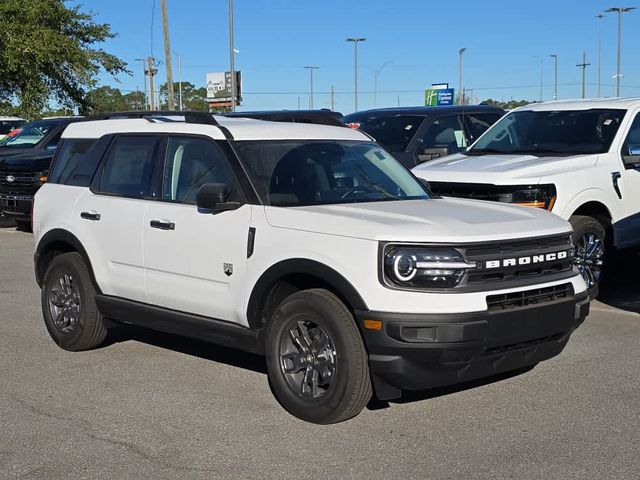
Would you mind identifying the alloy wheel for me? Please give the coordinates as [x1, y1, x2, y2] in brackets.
[574, 232, 604, 289]
[279, 320, 337, 399]
[48, 272, 82, 334]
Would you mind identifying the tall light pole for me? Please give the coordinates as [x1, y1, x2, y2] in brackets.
[458, 48, 466, 105]
[346, 37, 366, 111]
[135, 58, 148, 110]
[606, 7, 635, 97]
[304, 66, 319, 109]
[596, 13, 605, 97]
[372, 60, 393, 107]
[550, 54, 558, 100]
[228, 0, 236, 111]
[173, 50, 183, 110]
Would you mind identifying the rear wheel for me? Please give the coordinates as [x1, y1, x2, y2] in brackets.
[41, 252, 107, 351]
[570, 215, 606, 296]
[265, 289, 372, 424]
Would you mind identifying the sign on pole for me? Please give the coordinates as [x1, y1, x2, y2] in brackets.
[425, 87, 455, 106]
[206, 71, 242, 108]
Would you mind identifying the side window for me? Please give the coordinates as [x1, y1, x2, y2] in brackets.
[464, 113, 502, 143]
[162, 136, 238, 204]
[48, 138, 97, 184]
[98, 136, 158, 198]
[621, 113, 640, 166]
[45, 131, 63, 150]
[420, 115, 468, 155]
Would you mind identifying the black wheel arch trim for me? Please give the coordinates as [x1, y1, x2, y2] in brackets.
[246, 258, 368, 329]
[34, 229, 98, 289]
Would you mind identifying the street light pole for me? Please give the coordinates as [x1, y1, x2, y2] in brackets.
[304, 66, 319, 109]
[596, 13, 604, 97]
[550, 54, 558, 100]
[606, 7, 635, 97]
[346, 37, 366, 111]
[458, 48, 466, 105]
[228, 0, 236, 112]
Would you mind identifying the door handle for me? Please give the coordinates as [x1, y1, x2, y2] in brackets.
[611, 171, 622, 199]
[150, 220, 175, 231]
[80, 211, 101, 221]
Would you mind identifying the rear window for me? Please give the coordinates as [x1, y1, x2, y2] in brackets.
[49, 138, 98, 184]
[344, 115, 424, 152]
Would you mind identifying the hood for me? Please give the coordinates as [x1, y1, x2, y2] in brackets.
[264, 198, 571, 243]
[412, 152, 598, 184]
[0, 149, 54, 173]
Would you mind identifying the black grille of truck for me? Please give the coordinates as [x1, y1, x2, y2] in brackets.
[0, 171, 40, 195]
[429, 181, 514, 201]
[486, 283, 574, 311]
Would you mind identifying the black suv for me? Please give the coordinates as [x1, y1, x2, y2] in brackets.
[343, 105, 504, 168]
[0, 118, 84, 226]
[224, 109, 344, 126]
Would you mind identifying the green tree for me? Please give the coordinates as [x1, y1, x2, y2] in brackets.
[159, 82, 209, 111]
[482, 98, 532, 110]
[85, 86, 127, 114]
[0, 0, 128, 118]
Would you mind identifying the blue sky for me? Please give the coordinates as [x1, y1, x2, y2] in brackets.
[82, 0, 640, 113]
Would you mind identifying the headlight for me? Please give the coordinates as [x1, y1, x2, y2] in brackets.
[506, 184, 556, 210]
[383, 247, 477, 288]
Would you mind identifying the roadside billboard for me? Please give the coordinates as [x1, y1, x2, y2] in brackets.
[425, 87, 455, 106]
[206, 71, 242, 107]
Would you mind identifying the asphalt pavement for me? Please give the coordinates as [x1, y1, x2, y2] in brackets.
[0, 227, 638, 480]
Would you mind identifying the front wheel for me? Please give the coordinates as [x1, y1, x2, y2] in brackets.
[265, 289, 372, 424]
[570, 215, 606, 296]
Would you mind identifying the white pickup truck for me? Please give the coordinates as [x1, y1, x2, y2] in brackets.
[413, 99, 640, 293]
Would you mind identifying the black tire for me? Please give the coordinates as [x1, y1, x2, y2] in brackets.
[265, 289, 372, 424]
[570, 215, 606, 297]
[41, 252, 107, 351]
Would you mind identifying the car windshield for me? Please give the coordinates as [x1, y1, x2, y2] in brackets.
[344, 114, 424, 152]
[1, 121, 57, 148]
[468, 108, 626, 156]
[0, 120, 25, 135]
[233, 140, 430, 207]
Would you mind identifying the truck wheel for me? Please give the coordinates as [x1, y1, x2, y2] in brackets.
[41, 252, 107, 351]
[265, 289, 372, 424]
[570, 215, 606, 296]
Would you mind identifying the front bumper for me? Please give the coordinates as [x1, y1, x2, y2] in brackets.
[0, 194, 32, 219]
[357, 292, 590, 400]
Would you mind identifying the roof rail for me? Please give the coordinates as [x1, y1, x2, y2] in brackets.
[84, 110, 220, 126]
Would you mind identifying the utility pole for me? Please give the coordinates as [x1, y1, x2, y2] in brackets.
[458, 48, 466, 105]
[346, 37, 366, 111]
[173, 50, 183, 110]
[228, 0, 236, 112]
[135, 58, 148, 110]
[596, 13, 604, 97]
[146, 56, 158, 110]
[372, 60, 392, 108]
[304, 66, 318, 109]
[550, 54, 558, 100]
[576, 52, 591, 99]
[606, 7, 635, 97]
[533, 56, 543, 102]
[160, 0, 175, 109]
[331, 85, 335, 111]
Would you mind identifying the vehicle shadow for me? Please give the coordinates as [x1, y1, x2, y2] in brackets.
[107, 325, 267, 375]
[598, 251, 640, 315]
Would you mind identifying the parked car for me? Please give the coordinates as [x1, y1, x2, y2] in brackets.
[412, 98, 640, 294]
[33, 111, 588, 424]
[0, 116, 27, 141]
[343, 105, 505, 168]
[224, 109, 344, 126]
[0, 117, 85, 227]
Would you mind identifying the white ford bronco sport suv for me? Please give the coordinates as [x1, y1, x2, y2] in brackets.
[33, 111, 589, 424]
[413, 99, 640, 294]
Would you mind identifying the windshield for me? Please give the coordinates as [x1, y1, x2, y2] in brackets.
[469, 109, 626, 156]
[234, 140, 430, 207]
[0, 120, 25, 135]
[344, 115, 424, 152]
[1, 121, 58, 148]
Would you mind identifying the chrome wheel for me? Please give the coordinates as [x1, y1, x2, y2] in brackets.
[48, 272, 81, 334]
[574, 232, 604, 289]
[279, 320, 337, 399]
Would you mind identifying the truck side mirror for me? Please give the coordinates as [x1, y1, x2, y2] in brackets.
[417, 147, 449, 164]
[196, 183, 241, 213]
[623, 144, 640, 167]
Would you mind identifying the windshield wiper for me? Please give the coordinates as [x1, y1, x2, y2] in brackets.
[465, 148, 509, 156]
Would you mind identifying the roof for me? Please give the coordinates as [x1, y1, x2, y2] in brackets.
[343, 105, 504, 119]
[511, 97, 640, 112]
[224, 109, 344, 126]
[0, 116, 26, 121]
[62, 113, 370, 142]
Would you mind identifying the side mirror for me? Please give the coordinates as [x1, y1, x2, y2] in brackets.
[417, 147, 449, 164]
[623, 144, 640, 167]
[196, 183, 241, 212]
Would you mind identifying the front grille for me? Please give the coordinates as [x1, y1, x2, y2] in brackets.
[430, 182, 514, 202]
[461, 234, 575, 286]
[486, 283, 574, 311]
[0, 171, 40, 195]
